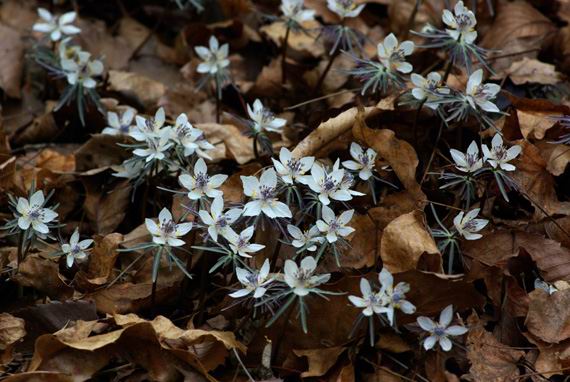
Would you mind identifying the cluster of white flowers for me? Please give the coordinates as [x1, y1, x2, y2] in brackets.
[114, 107, 215, 181]
[349, 269, 415, 326]
[450, 134, 521, 174]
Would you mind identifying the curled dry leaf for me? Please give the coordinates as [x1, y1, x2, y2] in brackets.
[0, 313, 26, 367]
[82, 179, 131, 234]
[107, 70, 166, 109]
[536, 141, 570, 177]
[481, 2, 556, 74]
[196, 123, 254, 164]
[511, 140, 570, 220]
[13, 255, 73, 300]
[380, 211, 441, 274]
[503, 57, 563, 86]
[292, 106, 381, 158]
[352, 106, 421, 195]
[526, 288, 570, 344]
[27, 314, 245, 381]
[463, 230, 570, 283]
[260, 20, 324, 60]
[0, 22, 24, 98]
[74, 233, 123, 289]
[292, 346, 345, 378]
[466, 313, 524, 382]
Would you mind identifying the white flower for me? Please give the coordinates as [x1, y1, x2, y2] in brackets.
[272, 147, 314, 185]
[131, 108, 167, 141]
[281, 0, 315, 24]
[62, 229, 93, 268]
[195, 36, 230, 75]
[337, 165, 365, 198]
[33, 8, 80, 41]
[316, 206, 354, 243]
[417, 305, 468, 352]
[410, 72, 450, 110]
[227, 226, 265, 258]
[442, 1, 477, 44]
[102, 108, 136, 136]
[178, 158, 227, 200]
[342, 142, 376, 180]
[304, 162, 351, 205]
[15, 191, 58, 234]
[198, 196, 242, 242]
[348, 278, 384, 316]
[326, 0, 365, 19]
[378, 268, 415, 325]
[241, 169, 292, 219]
[133, 131, 173, 163]
[230, 259, 273, 299]
[377, 33, 414, 74]
[283, 256, 330, 296]
[534, 279, 558, 295]
[112, 160, 144, 179]
[172, 113, 215, 158]
[449, 141, 483, 173]
[145, 208, 192, 247]
[453, 208, 488, 240]
[287, 224, 323, 252]
[482, 133, 521, 172]
[464, 69, 501, 113]
[58, 38, 83, 62]
[61, 51, 104, 89]
[247, 99, 287, 134]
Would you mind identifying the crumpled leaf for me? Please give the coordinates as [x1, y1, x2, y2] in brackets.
[292, 346, 345, 378]
[28, 314, 245, 382]
[260, 20, 324, 60]
[13, 255, 73, 299]
[463, 230, 570, 283]
[380, 211, 441, 273]
[0, 313, 25, 367]
[512, 140, 570, 220]
[526, 288, 570, 343]
[466, 314, 524, 382]
[0, 22, 24, 98]
[292, 105, 384, 158]
[482, 2, 555, 74]
[196, 123, 254, 164]
[107, 70, 166, 109]
[82, 179, 131, 235]
[502, 57, 563, 85]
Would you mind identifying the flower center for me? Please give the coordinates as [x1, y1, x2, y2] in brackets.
[322, 176, 337, 192]
[434, 327, 446, 337]
[259, 185, 276, 201]
[162, 220, 177, 235]
[29, 208, 42, 220]
[287, 159, 302, 174]
[195, 173, 209, 190]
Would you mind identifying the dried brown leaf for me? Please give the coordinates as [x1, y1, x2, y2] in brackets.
[380, 211, 441, 273]
[0, 22, 23, 98]
[292, 346, 345, 378]
[526, 288, 570, 343]
[466, 314, 524, 382]
[107, 70, 166, 109]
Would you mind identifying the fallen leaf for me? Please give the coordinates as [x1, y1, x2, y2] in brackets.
[463, 230, 570, 283]
[292, 346, 345, 377]
[13, 255, 74, 299]
[526, 288, 570, 343]
[380, 211, 441, 273]
[107, 70, 166, 109]
[503, 57, 563, 85]
[196, 123, 254, 164]
[0, 22, 23, 98]
[0, 313, 26, 367]
[82, 179, 131, 234]
[466, 314, 524, 382]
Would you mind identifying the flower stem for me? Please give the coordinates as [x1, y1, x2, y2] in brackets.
[403, 0, 421, 40]
[420, 120, 444, 185]
[313, 50, 340, 95]
[281, 23, 291, 86]
[253, 133, 260, 160]
[413, 98, 427, 146]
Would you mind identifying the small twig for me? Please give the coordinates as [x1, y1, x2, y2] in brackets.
[281, 24, 291, 86]
[285, 87, 360, 110]
[421, 120, 444, 185]
[312, 50, 340, 95]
